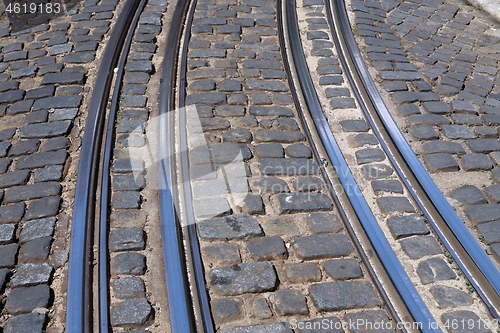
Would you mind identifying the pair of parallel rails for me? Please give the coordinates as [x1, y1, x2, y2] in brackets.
[65, 0, 500, 331]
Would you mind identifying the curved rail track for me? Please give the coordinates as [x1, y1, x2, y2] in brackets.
[325, 0, 500, 320]
[64, 0, 499, 331]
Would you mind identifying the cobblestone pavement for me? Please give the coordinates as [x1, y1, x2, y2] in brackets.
[0, 0, 499, 331]
[296, 0, 493, 329]
[348, 0, 500, 269]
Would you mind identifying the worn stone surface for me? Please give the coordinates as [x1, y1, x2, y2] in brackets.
[110, 298, 152, 327]
[197, 213, 263, 240]
[400, 236, 442, 259]
[430, 285, 473, 308]
[323, 259, 362, 280]
[417, 257, 456, 285]
[209, 262, 277, 296]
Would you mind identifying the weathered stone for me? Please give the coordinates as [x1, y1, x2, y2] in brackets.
[441, 310, 490, 333]
[340, 119, 369, 132]
[247, 235, 286, 260]
[219, 323, 292, 333]
[430, 285, 472, 308]
[274, 289, 308, 315]
[285, 143, 311, 158]
[344, 311, 393, 333]
[109, 227, 145, 252]
[203, 244, 240, 266]
[306, 212, 343, 234]
[310, 281, 380, 311]
[442, 125, 475, 139]
[18, 237, 51, 263]
[284, 263, 321, 283]
[110, 252, 146, 275]
[424, 153, 459, 172]
[32, 95, 82, 110]
[355, 148, 385, 164]
[0, 170, 30, 189]
[400, 235, 442, 259]
[17, 149, 67, 169]
[112, 191, 141, 209]
[5, 313, 46, 333]
[377, 197, 415, 213]
[24, 196, 60, 220]
[461, 153, 493, 171]
[372, 180, 403, 193]
[209, 261, 277, 296]
[417, 257, 456, 284]
[20, 120, 72, 138]
[362, 164, 393, 179]
[467, 139, 500, 153]
[212, 298, 243, 324]
[466, 204, 500, 224]
[255, 130, 304, 143]
[5, 284, 50, 314]
[293, 233, 353, 260]
[387, 214, 429, 239]
[292, 176, 323, 192]
[189, 143, 251, 165]
[197, 213, 263, 240]
[112, 277, 145, 299]
[11, 263, 53, 287]
[273, 193, 332, 214]
[110, 298, 152, 327]
[260, 158, 318, 175]
[323, 259, 362, 280]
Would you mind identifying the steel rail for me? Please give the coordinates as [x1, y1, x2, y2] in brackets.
[279, 0, 441, 331]
[158, 0, 206, 331]
[177, 0, 215, 331]
[326, 0, 500, 319]
[98, 0, 147, 331]
[66, 0, 143, 331]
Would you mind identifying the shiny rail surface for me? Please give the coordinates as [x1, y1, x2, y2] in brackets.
[66, 0, 144, 331]
[279, 0, 441, 332]
[158, 0, 213, 331]
[326, 0, 500, 319]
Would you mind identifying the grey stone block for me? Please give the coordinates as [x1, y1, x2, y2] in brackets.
[198, 213, 263, 240]
[24, 196, 60, 220]
[110, 298, 152, 326]
[260, 158, 319, 175]
[467, 139, 500, 153]
[273, 193, 332, 214]
[5, 313, 46, 333]
[112, 191, 141, 209]
[355, 148, 385, 164]
[17, 149, 67, 169]
[441, 310, 490, 333]
[0, 170, 30, 189]
[451, 185, 487, 206]
[247, 235, 286, 260]
[285, 144, 311, 158]
[323, 259, 362, 280]
[11, 263, 53, 287]
[20, 120, 72, 138]
[110, 253, 146, 275]
[424, 153, 459, 172]
[203, 244, 240, 266]
[293, 233, 353, 260]
[387, 214, 429, 239]
[209, 261, 277, 296]
[310, 281, 380, 311]
[430, 285, 472, 307]
[212, 298, 243, 324]
[18, 237, 51, 263]
[274, 289, 308, 315]
[7, 284, 50, 315]
[460, 153, 493, 171]
[219, 322, 293, 333]
[466, 204, 500, 224]
[109, 227, 145, 252]
[442, 125, 475, 139]
[112, 277, 145, 299]
[340, 119, 369, 132]
[417, 257, 456, 284]
[377, 196, 415, 213]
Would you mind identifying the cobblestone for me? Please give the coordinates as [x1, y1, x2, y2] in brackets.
[309, 281, 380, 311]
[417, 257, 456, 284]
[209, 261, 277, 296]
[197, 213, 263, 240]
[5, 284, 50, 315]
[430, 285, 472, 308]
[110, 298, 152, 327]
[400, 235, 442, 259]
[293, 233, 353, 260]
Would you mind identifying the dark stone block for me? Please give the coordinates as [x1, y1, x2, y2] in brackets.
[198, 213, 263, 240]
[274, 289, 308, 315]
[417, 257, 456, 284]
[372, 180, 403, 193]
[400, 235, 441, 259]
[424, 153, 459, 172]
[377, 196, 415, 213]
[293, 234, 353, 260]
[18, 237, 51, 263]
[273, 193, 332, 214]
[430, 285, 472, 307]
[6, 284, 51, 314]
[110, 253, 146, 275]
[387, 214, 429, 239]
[323, 259, 362, 279]
[5, 313, 46, 333]
[110, 298, 152, 327]
[112, 277, 145, 299]
[247, 235, 286, 260]
[209, 262, 277, 296]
